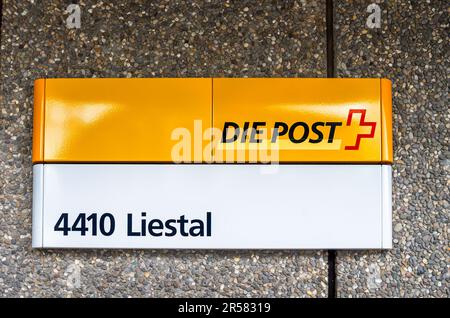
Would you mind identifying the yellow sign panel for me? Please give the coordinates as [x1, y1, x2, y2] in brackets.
[33, 78, 392, 164]
[33, 78, 212, 163]
[214, 78, 391, 163]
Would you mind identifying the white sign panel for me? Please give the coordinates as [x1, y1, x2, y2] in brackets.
[32, 164, 392, 249]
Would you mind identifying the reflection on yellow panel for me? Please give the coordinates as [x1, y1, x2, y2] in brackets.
[34, 78, 212, 163]
[213, 78, 390, 163]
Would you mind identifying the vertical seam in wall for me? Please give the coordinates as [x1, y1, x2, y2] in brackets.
[326, 0, 335, 78]
[0, 0, 3, 40]
[326, 0, 337, 298]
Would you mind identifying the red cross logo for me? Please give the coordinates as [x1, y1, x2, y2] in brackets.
[344, 109, 376, 150]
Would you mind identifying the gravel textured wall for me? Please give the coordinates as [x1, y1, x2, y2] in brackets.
[335, 0, 449, 297]
[1, 0, 328, 297]
[1, 0, 448, 298]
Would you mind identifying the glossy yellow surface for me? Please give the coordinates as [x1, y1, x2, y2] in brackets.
[213, 78, 388, 163]
[32, 79, 45, 163]
[35, 78, 212, 162]
[32, 78, 392, 163]
[381, 79, 393, 163]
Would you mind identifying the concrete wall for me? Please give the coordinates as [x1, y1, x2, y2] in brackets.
[0, 0, 447, 297]
[335, 0, 448, 297]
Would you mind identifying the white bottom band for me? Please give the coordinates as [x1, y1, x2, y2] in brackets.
[32, 164, 392, 249]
